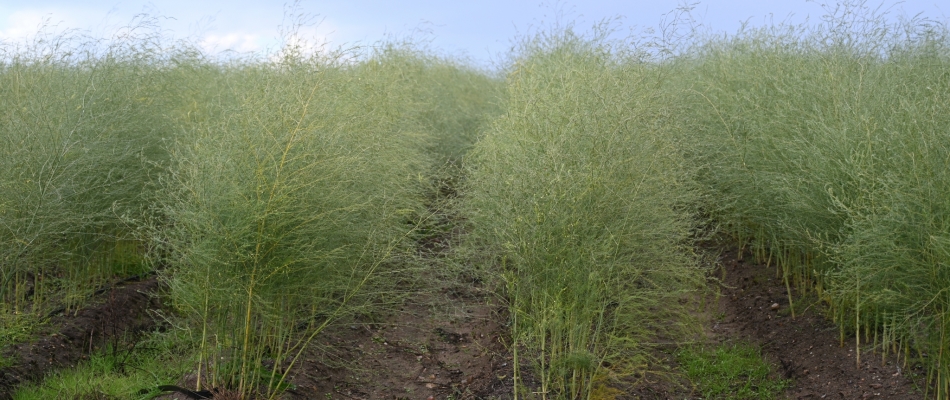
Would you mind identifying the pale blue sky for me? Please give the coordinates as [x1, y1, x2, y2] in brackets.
[1, 1, 946, 66]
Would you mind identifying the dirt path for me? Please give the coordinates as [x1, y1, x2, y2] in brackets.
[711, 246, 928, 399]
[283, 286, 512, 399]
[282, 172, 518, 400]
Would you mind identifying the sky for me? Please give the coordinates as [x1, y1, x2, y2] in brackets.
[0, 1, 946, 67]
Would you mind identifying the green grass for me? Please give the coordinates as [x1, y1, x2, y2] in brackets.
[677, 342, 789, 399]
[12, 328, 198, 400]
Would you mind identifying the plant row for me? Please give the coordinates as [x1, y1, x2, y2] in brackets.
[1, 23, 501, 398]
[667, 5, 950, 396]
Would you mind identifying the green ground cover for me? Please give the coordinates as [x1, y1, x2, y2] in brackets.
[677, 342, 789, 399]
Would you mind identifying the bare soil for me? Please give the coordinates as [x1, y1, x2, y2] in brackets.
[708, 246, 929, 399]
[282, 284, 512, 399]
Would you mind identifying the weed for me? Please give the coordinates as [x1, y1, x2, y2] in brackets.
[13, 328, 197, 400]
[676, 342, 789, 399]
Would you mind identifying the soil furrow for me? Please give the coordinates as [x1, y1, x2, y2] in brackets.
[712, 246, 928, 399]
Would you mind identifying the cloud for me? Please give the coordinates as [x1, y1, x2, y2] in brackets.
[197, 22, 339, 59]
[265, 21, 345, 61]
[0, 8, 64, 41]
[0, 5, 116, 50]
[199, 32, 264, 53]
[2, 5, 361, 61]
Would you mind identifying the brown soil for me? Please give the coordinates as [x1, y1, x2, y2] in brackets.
[282, 287, 512, 399]
[0, 275, 164, 399]
[707, 245, 928, 399]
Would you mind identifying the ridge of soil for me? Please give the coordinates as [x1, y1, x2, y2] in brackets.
[0, 276, 164, 399]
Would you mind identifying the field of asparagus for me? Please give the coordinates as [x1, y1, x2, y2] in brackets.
[1, 2, 949, 399]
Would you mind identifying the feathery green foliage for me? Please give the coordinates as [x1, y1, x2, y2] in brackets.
[163, 49, 424, 391]
[464, 26, 703, 398]
[0, 19, 181, 315]
[1, 17, 501, 398]
[668, 2, 950, 394]
[6, 3, 950, 398]
[154, 43, 502, 396]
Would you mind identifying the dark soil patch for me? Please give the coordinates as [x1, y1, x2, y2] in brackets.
[0, 275, 164, 399]
[710, 246, 928, 399]
[619, 351, 695, 399]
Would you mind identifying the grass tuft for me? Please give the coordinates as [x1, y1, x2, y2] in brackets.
[676, 342, 789, 399]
